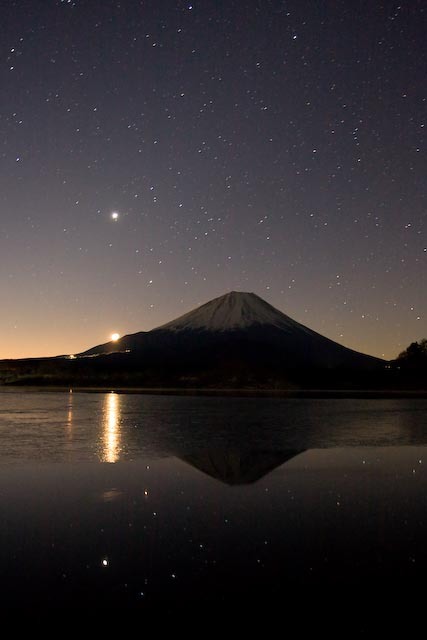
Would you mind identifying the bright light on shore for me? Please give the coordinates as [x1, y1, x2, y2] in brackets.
[111, 212, 119, 221]
[111, 333, 120, 341]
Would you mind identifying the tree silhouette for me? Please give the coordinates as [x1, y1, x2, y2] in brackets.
[397, 339, 427, 368]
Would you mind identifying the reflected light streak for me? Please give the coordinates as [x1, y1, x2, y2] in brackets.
[102, 392, 121, 463]
[66, 390, 73, 437]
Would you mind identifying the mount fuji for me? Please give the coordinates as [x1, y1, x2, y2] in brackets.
[0, 291, 385, 387]
[80, 291, 383, 377]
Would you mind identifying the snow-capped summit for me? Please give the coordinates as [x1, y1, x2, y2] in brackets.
[154, 291, 307, 333]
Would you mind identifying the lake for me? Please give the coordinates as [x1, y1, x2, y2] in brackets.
[1, 389, 427, 624]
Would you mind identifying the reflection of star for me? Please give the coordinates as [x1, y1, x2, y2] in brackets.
[111, 212, 119, 221]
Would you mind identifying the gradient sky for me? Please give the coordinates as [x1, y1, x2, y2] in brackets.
[1, 0, 426, 359]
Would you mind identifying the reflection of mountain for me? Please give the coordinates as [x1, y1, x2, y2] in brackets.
[180, 449, 304, 485]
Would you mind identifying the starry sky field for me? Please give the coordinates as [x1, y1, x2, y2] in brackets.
[1, 0, 426, 359]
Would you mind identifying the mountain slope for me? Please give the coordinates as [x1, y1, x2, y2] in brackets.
[0, 292, 388, 388]
[81, 291, 382, 372]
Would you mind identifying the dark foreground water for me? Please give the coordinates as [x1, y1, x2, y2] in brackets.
[1, 389, 427, 624]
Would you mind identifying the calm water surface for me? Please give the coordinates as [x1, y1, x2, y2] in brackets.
[1, 389, 427, 622]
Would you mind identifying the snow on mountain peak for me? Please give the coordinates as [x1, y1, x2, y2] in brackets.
[154, 291, 301, 333]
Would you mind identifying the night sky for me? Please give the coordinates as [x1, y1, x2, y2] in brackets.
[2, 0, 426, 359]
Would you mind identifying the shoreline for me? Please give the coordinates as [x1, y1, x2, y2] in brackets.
[1, 385, 427, 399]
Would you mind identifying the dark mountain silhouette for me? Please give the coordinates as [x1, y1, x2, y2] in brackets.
[80, 291, 383, 379]
[0, 291, 387, 388]
[81, 291, 382, 369]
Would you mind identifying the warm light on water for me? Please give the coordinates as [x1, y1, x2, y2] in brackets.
[102, 392, 121, 463]
[66, 391, 73, 436]
[1, 391, 427, 616]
